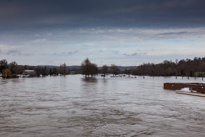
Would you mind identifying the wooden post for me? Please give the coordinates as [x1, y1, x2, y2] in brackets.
[175, 70, 177, 79]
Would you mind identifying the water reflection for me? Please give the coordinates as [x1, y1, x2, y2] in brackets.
[81, 77, 98, 83]
[81, 77, 98, 97]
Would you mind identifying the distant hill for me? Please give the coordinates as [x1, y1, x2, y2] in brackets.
[98, 66, 137, 70]
[36, 65, 137, 70]
[68, 66, 81, 69]
[36, 65, 60, 68]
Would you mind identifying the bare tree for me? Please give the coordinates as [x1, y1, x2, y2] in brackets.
[13, 65, 24, 74]
[81, 58, 98, 77]
[60, 63, 67, 75]
[0, 59, 8, 72]
[9, 61, 18, 74]
[90, 63, 98, 76]
[101, 65, 108, 77]
[110, 64, 120, 76]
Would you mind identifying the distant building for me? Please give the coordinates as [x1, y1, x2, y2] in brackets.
[23, 70, 36, 77]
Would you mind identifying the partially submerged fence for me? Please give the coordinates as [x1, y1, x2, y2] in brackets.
[164, 83, 205, 93]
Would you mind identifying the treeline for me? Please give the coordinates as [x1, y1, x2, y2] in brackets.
[0, 59, 80, 76]
[131, 57, 205, 77]
[81, 58, 122, 77]
[81, 57, 205, 78]
[1, 57, 205, 77]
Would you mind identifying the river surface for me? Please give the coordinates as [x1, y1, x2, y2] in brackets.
[1, 75, 205, 137]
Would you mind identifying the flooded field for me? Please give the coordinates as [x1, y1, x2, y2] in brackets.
[1, 75, 205, 137]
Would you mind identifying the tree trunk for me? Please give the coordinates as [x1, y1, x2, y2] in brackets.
[175, 70, 177, 79]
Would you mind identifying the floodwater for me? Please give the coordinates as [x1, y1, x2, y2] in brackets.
[1, 75, 205, 137]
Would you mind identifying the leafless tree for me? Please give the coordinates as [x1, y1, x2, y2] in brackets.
[0, 59, 8, 72]
[101, 65, 108, 77]
[9, 61, 18, 74]
[110, 64, 120, 76]
[81, 58, 98, 77]
[60, 63, 67, 75]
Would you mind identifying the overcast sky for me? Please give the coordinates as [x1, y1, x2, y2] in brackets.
[1, 0, 205, 66]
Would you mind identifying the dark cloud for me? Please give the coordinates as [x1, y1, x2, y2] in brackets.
[158, 31, 189, 35]
[0, 0, 205, 31]
[1, 1, 205, 66]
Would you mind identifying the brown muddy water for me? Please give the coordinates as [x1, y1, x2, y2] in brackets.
[1, 75, 205, 137]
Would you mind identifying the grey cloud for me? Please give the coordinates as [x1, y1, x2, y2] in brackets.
[0, 0, 205, 30]
[52, 50, 79, 56]
[113, 51, 119, 54]
[0, 0, 204, 66]
[5, 50, 34, 56]
[24, 53, 34, 56]
[123, 52, 147, 56]
[158, 31, 189, 36]
[31, 39, 47, 43]
[6, 50, 21, 55]
[66, 50, 78, 55]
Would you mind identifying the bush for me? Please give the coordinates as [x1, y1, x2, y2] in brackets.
[2, 69, 12, 78]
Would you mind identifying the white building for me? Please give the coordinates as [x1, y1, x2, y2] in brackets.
[23, 70, 36, 77]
